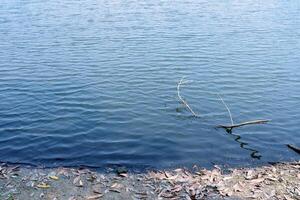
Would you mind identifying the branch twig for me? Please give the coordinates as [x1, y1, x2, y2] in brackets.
[218, 94, 233, 125]
[177, 77, 198, 117]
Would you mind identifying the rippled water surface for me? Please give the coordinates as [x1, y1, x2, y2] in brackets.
[0, 0, 299, 169]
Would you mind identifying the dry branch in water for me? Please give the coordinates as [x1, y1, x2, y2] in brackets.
[218, 94, 233, 125]
[177, 77, 198, 117]
[217, 94, 269, 131]
[287, 144, 300, 154]
[217, 120, 270, 130]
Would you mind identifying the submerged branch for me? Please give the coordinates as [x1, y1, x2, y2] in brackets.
[177, 77, 198, 117]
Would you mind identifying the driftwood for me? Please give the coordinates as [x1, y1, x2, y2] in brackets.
[176, 78, 270, 130]
[287, 144, 300, 154]
[177, 77, 198, 117]
[217, 94, 269, 131]
[217, 120, 270, 130]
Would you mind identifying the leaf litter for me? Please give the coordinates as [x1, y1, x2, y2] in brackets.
[0, 161, 299, 199]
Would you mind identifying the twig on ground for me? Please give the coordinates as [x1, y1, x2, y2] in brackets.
[177, 77, 198, 117]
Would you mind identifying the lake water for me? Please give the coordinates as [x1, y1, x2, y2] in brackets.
[0, 0, 299, 169]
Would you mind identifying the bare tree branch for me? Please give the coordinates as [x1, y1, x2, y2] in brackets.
[217, 94, 270, 131]
[217, 119, 270, 130]
[177, 77, 198, 117]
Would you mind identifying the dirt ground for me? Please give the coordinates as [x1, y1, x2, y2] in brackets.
[0, 161, 299, 200]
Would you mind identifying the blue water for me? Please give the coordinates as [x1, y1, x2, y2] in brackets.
[0, 0, 299, 169]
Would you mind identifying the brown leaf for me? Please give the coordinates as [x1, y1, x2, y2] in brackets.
[245, 170, 255, 180]
[232, 183, 243, 192]
[79, 180, 83, 187]
[164, 171, 172, 178]
[73, 176, 83, 187]
[171, 185, 182, 193]
[93, 186, 102, 194]
[166, 174, 178, 180]
[174, 168, 183, 173]
[86, 194, 103, 199]
[219, 187, 233, 197]
[111, 183, 122, 189]
[284, 195, 294, 200]
[249, 178, 265, 185]
[119, 173, 128, 178]
[37, 183, 50, 189]
[49, 175, 59, 180]
[73, 176, 80, 184]
[109, 189, 121, 193]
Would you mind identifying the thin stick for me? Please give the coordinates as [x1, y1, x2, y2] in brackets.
[217, 119, 270, 129]
[177, 77, 198, 117]
[218, 94, 233, 125]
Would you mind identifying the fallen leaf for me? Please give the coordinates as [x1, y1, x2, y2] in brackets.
[248, 178, 265, 185]
[73, 176, 83, 187]
[37, 183, 50, 189]
[49, 175, 59, 180]
[111, 183, 122, 189]
[79, 180, 83, 187]
[119, 173, 128, 178]
[86, 194, 103, 199]
[284, 195, 294, 200]
[73, 176, 80, 185]
[232, 183, 243, 192]
[93, 186, 102, 194]
[166, 174, 178, 180]
[109, 189, 121, 193]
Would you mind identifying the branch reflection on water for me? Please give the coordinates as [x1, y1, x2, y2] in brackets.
[227, 130, 262, 159]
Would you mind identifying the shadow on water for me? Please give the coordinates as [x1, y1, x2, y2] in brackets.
[227, 129, 262, 160]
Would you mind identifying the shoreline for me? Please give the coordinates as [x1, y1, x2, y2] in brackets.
[0, 161, 299, 200]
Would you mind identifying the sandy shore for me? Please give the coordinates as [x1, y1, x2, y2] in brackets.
[0, 161, 299, 200]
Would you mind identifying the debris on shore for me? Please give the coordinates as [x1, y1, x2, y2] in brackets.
[0, 161, 299, 199]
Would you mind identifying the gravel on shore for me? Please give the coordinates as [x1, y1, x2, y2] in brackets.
[0, 161, 299, 200]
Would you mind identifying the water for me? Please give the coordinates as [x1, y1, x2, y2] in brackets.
[0, 0, 299, 169]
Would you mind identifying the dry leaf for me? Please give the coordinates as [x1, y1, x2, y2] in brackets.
[86, 194, 103, 199]
[37, 183, 50, 189]
[49, 175, 59, 180]
[109, 189, 121, 193]
[79, 180, 83, 187]
[73, 176, 80, 184]
[164, 171, 172, 178]
[284, 195, 294, 200]
[119, 173, 128, 178]
[73, 176, 83, 187]
[111, 183, 122, 189]
[166, 174, 178, 180]
[232, 183, 243, 192]
[249, 178, 264, 185]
